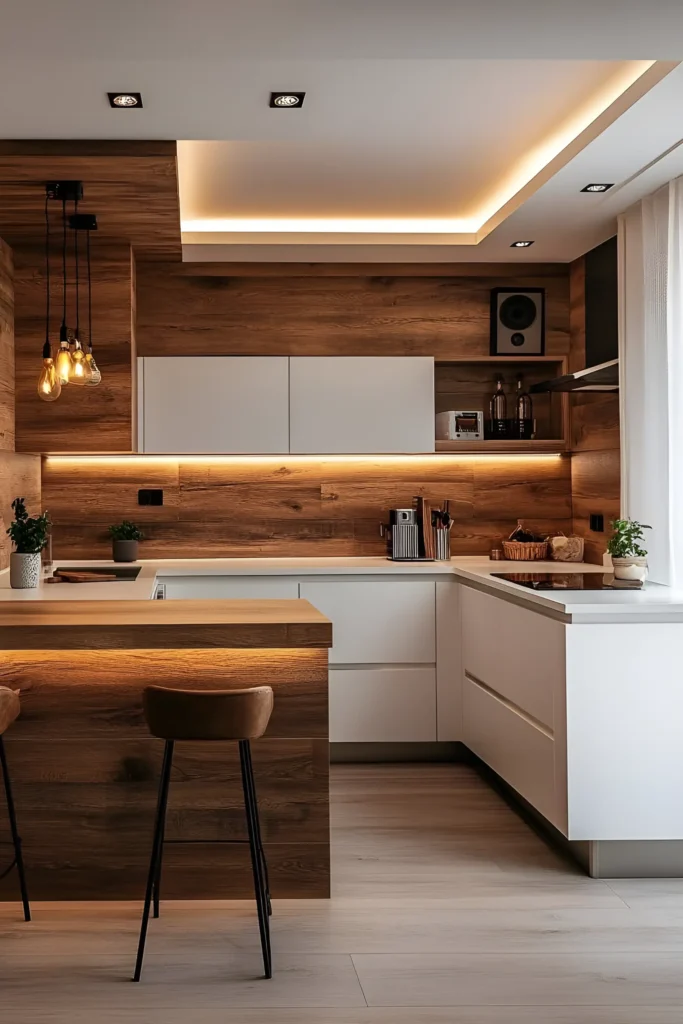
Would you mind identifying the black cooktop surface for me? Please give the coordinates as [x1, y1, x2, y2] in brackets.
[491, 572, 642, 591]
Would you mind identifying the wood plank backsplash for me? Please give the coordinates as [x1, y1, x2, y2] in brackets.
[43, 455, 572, 559]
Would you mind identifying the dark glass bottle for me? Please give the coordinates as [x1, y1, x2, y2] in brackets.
[489, 376, 507, 438]
[515, 376, 533, 439]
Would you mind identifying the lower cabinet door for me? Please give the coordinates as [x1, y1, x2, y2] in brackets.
[329, 667, 437, 743]
[161, 577, 299, 600]
[462, 672, 558, 828]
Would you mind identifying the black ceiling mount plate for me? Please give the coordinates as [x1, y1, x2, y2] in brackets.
[46, 181, 84, 202]
[68, 213, 98, 231]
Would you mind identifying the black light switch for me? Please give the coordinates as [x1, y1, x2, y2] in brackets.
[138, 488, 163, 506]
[589, 513, 604, 533]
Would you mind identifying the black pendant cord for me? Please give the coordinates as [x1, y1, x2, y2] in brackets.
[43, 195, 50, 359]
[87, 227, 93, 353]
[74, 198, 80, 342]
[61, 198, 67, 334]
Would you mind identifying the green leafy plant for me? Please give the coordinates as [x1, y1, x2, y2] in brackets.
[607, 518, 651, 559]
[108, 520, 144, 542]
[6, 497, 51, 554]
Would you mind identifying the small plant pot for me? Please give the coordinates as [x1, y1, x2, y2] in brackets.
[612, 556, 648, 582]
[112, 539, 139, 563]
[10, 552, 41, 589]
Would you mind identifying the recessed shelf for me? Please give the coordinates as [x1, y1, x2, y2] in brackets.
[434, 355, 569, 454]
[435, 439, 567, 454]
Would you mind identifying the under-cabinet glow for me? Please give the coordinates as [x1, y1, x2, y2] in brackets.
[45, 453, 564, 466]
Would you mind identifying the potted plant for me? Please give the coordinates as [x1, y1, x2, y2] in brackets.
[6, 497, 51, 589]
[108, 521, 144, 563]
[607, 518, 651, 581]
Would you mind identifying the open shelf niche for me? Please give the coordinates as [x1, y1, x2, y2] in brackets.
[434, 356, 569, 454]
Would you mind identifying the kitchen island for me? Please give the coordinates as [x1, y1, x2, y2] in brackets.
[0, 599, 332, 901]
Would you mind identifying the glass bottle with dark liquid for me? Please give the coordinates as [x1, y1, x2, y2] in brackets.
[489, 376, 507, 439]
[515, 376, 533, 440]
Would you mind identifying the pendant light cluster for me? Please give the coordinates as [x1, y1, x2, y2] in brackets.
[37, 181, 101, 403]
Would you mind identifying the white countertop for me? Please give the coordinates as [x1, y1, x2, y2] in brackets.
[0, 556, 679, 624]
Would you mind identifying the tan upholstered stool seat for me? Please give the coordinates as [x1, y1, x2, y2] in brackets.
[0, 687, 20, 736]
[143, 685, 274, 742]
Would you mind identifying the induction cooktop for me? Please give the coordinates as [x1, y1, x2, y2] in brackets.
[490, 572, 643, 591]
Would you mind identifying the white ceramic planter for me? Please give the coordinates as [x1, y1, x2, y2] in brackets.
[10, 551, 41, 589]
[612, 556, 648, 582]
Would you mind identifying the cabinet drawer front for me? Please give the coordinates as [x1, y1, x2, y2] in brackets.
[299, 581, 435, 664]
[462, 673, 557, 826]
[330, 667, 437, 742]
[161, 577, 299, 601]
[461, 587, 563, 729]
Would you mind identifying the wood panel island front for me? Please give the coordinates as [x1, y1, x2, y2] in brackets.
[0, 599, 332, 901]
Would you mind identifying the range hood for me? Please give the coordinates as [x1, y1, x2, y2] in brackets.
[530, 358, 619, 394]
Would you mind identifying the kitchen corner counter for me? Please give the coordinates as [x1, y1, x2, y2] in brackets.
[0, 556, 679, 624]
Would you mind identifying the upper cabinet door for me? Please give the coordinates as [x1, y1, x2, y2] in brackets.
[289, 357, 435, 454]
[139, 357, 290, 454]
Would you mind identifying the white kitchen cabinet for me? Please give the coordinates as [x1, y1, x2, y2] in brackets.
[138, 356, 290, 454]
[461, 586, 563, 730]
[161, 576, 299, 600]
[289, 356, 435, 454]
[330, 667, 437, 742]
[462, 671, 557, 826]
[299, 580, 436, 664]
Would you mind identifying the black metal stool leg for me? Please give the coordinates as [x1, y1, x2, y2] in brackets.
[133, 740, 174, 982]
[152, 804, 167, 920]
[243, 741, 272, 916]
[0, 736, 30, 922]
[239, 740, 272, 979]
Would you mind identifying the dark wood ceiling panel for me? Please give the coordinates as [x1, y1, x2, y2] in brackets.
[0, 141, 180, 260]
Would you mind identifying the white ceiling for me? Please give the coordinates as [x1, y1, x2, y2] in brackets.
[2, 1, 683, 262]
[2, 1, 683, 60]
[177, 61, 636, 221]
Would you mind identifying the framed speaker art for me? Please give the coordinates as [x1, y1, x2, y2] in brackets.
[490, 288, 545, 356]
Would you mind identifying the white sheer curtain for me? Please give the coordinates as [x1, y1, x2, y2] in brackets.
[618, 178, 683, 586]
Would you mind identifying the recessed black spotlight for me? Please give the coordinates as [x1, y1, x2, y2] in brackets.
[269, 92, 305, 108]
[108, 92, 143, 109]
[510, 240, 534, 248]
[580, 183, 613, 193]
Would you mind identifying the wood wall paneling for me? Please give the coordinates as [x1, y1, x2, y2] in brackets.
[136, 263, 570, 358]
[14, 244, 136, 454]
[0, 238, 15, 451]
[568, 255, 621, 564]
[0, 236, 41, 568]
[36, 257, 572, 553]
[0, 141, 181, 260]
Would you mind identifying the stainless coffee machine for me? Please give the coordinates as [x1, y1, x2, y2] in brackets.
[383, 508, 420, 560]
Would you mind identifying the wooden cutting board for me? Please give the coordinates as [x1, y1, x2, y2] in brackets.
[51, 571, 118, 583]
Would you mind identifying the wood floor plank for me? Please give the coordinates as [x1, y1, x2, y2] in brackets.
[8, 1009, 683, 1024]
[1, 763, 681, 1019]
[351, 951, 683, 1007]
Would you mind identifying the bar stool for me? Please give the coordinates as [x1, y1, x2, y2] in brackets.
[0, 687, 30, 921]
[133, 685, 274, 982]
